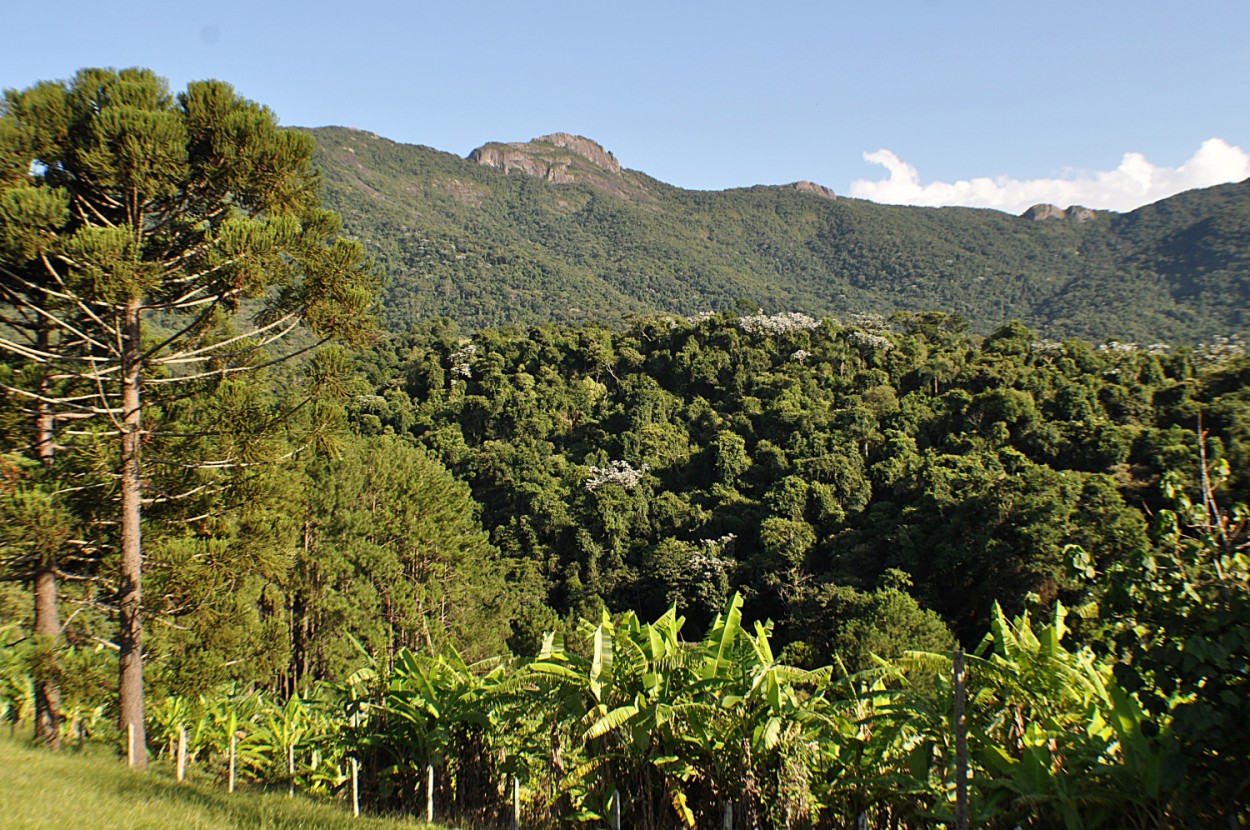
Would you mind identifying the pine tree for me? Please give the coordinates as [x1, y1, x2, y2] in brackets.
[0, 68, 376, 767]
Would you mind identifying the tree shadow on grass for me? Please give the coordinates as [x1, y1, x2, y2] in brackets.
[112, 769, 423, 829]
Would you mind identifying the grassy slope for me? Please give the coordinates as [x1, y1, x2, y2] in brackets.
[0, 733, 435, 830]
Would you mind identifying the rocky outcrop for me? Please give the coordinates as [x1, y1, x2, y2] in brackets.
[469, 142, 564, 182]
[468, 134, 621, 184]
[536, 133, 621, 174]
[1022, 203, 1067, 221]
[788, 180, 836, 200]
[469, 136, 839, 205]
[468, 133, 653, 202]
[1021, 203, 1100, 222]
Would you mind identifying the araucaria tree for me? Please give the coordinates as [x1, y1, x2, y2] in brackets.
[0, 68, 375, 767]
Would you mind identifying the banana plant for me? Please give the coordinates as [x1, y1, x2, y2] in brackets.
[240, 692, 312, 787]
[492, 630, 587, 823]
[377, 642, 506, 819]
[523, 594, 836, 829]
[148, 694, 195, 761]
[0, 627, 34, 735]
[59, 698, 108, 745]
[525, 605, 697, 826]
[816, 664, 944, 826]
[701, 596, 836, 828]
[1, 671, 34, 736]
[303, 673, 375, 795]
[195, 689, 270, 783]
[870, 601, 1179, 829]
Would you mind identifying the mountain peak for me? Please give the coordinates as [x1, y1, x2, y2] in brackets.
[534, 133, 621, 174]
[467, 133, 654, 201]
[468, 133, 621, 180]
[1021, 203, 1100, 222]
[787, 180, 837, 200]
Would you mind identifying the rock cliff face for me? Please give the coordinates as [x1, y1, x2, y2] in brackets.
[538, 133, 621, 174]
[1021, 203, 1099, 222]
[468, 133, 648, 200]
[468, 134, 844, 206]
[468, 134, 620, 182]
[788, 180, 837, 200]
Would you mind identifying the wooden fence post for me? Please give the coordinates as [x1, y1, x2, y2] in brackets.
[426, 763, 434, 824]
[288, 741, 295, 798]
[351, 757, 360, 817]
[512, 774, 521, 830]
[954, 648, 969, 830]
[176, 727, 187, 782]
[228, 731, 237, 794]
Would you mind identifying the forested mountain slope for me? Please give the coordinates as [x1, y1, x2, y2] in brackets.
[310, 126, 1250, 342]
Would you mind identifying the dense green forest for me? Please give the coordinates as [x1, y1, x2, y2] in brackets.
[343, 312, 1223, 647]
[1, 69, 1249, 829]
[311, 126, 1250, 343]
[6, 309, 1250, 826]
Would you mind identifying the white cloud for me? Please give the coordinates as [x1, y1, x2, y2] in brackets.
[848, 138, 1250, 214]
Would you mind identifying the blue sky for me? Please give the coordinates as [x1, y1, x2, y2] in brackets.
[4, 1, 1248, 212]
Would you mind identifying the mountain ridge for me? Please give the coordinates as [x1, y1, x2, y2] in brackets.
[465, 132, 842, 204]
[308, 126, 1250, 343]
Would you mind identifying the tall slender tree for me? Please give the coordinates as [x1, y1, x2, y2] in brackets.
[0, 68, 376, 767]
[0, 89, 76, 748]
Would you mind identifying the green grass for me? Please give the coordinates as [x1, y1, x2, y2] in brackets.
[0, 731, 437, 830]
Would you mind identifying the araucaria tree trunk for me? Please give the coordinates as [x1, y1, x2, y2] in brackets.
[32, 567, 61, 747]
[118, 299, 145, 767]
[33, 326, 61, 750]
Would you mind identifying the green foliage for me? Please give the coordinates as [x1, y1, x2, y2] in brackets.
[350, 313, 1241, 649]
[1096, 454, 1250, 825]
[3, 85, 1249, 824]
[358, 594, 835, 829]
[292, 434, 519, 679]
[1, 584, 1239, 828]
[9, 285, 1248, 825]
